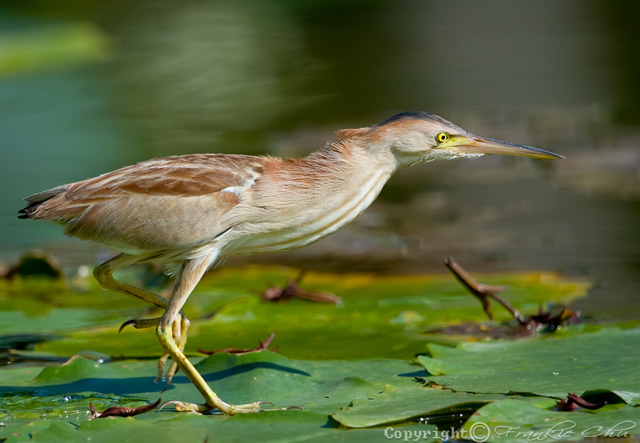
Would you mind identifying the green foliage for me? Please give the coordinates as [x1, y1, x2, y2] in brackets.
[5, 265, 636, 442]
[417, 327, 640, 405]
[332, 384, 505, 428]
[0, 266, 589, 360]
[0, 24, 110, 78]
[1, 351, 423, 441]
[464, 400, 640, 442]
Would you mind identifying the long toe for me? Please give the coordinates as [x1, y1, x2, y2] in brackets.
[159, 400, 277, 414]
[233, 401, 274, 412]
[159, 400, 212, 413]
[154, 351, 171, 384]
[156, 313, 189, 387]
[163, 361, 180, 391]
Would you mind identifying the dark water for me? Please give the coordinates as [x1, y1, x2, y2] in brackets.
[1, 0, 639, 320]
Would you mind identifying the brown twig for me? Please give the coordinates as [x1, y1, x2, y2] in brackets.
[198, 333, 277, 355]
[444, 257, 526, 324]
[444, 257, 581, 333]
[555, 393, 606, 411]
[261, 270, 342, 304]
[89, 398, 162, 419]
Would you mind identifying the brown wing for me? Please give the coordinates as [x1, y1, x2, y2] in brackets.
[22, 154, 275, 253]
[68, 154, 269, 198]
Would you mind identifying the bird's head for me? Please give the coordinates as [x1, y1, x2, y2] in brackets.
[358, 111, 563, 168]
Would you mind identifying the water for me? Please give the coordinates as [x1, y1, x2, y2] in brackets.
[1, 0, 639, 321]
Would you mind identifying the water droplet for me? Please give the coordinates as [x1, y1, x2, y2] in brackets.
[77, 350, 111, 364]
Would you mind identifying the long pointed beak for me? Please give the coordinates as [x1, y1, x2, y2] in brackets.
[443, 135, 564, 159]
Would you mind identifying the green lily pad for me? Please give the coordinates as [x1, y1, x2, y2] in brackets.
[0, 265, 593, 441]
[0, 277, 150, 336]
[12, 266, 589, 360]
[332, 384, 506, 428]
[462, 399, 640, 442]
[417, 327, 640, 405]
[8, 409, 426, 443]
[0, 350, 421, 439]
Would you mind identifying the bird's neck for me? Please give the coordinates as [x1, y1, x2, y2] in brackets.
[262, 131, 399, 216]
[303, 128, 400, 175]
[323, 127, 428, 170]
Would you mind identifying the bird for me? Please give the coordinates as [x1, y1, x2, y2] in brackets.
[19, 111, 562, 414]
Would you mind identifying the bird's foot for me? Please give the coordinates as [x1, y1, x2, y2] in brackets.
[155, 319, 305, 415]
[119, 313, 189, 388]
[154, 314, 189, 388]
[159, 400, 301, 414]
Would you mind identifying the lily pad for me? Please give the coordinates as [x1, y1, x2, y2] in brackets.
[14, 266, 589, 360]
[8, 409, 420, 443]
[332, 384, 506, 428]
[462, 399, 640, 442]
[0, 350, 420, 439]
[0, 265, 593, 441]
[417, 327, 640, 405]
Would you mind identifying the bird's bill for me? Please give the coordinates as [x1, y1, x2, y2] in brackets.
[441, 135, 564, 159]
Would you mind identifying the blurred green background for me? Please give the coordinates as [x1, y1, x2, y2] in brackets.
[1, 0, 639, 320]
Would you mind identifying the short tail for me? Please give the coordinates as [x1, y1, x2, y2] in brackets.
[18, 185, 69, 219]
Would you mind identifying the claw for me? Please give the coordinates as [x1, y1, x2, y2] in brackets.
[119, 319, 137, 333]
[118, 317, 161, 333]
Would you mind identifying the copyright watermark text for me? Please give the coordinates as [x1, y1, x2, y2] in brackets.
[384, 420, 636, 442]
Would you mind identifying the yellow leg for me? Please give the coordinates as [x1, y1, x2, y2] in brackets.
[95, 253, 188, 386]
[162, 314, 190, 386]
[94, 254, 169, 308]
[156, 253, 267, 414]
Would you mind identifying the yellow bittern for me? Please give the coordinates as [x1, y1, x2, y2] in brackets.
[19, 111, 562, 413]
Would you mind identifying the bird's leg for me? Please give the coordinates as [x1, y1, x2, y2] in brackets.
[94, 253, 189, 384]
[94, 254, 169, 309]
[157, 253, 267, 414]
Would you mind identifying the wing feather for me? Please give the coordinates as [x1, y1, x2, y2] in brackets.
[68, 154, 269, 198]
[21, 154, 275, 253]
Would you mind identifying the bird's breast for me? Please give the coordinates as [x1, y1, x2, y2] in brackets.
[229, 168, 392, 255]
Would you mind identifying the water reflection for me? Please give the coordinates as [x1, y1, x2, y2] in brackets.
[109, 0, 320, 155]
[1, 0, 639, 321]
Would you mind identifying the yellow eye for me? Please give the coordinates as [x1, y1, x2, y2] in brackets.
[436, 132, 450, 143]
